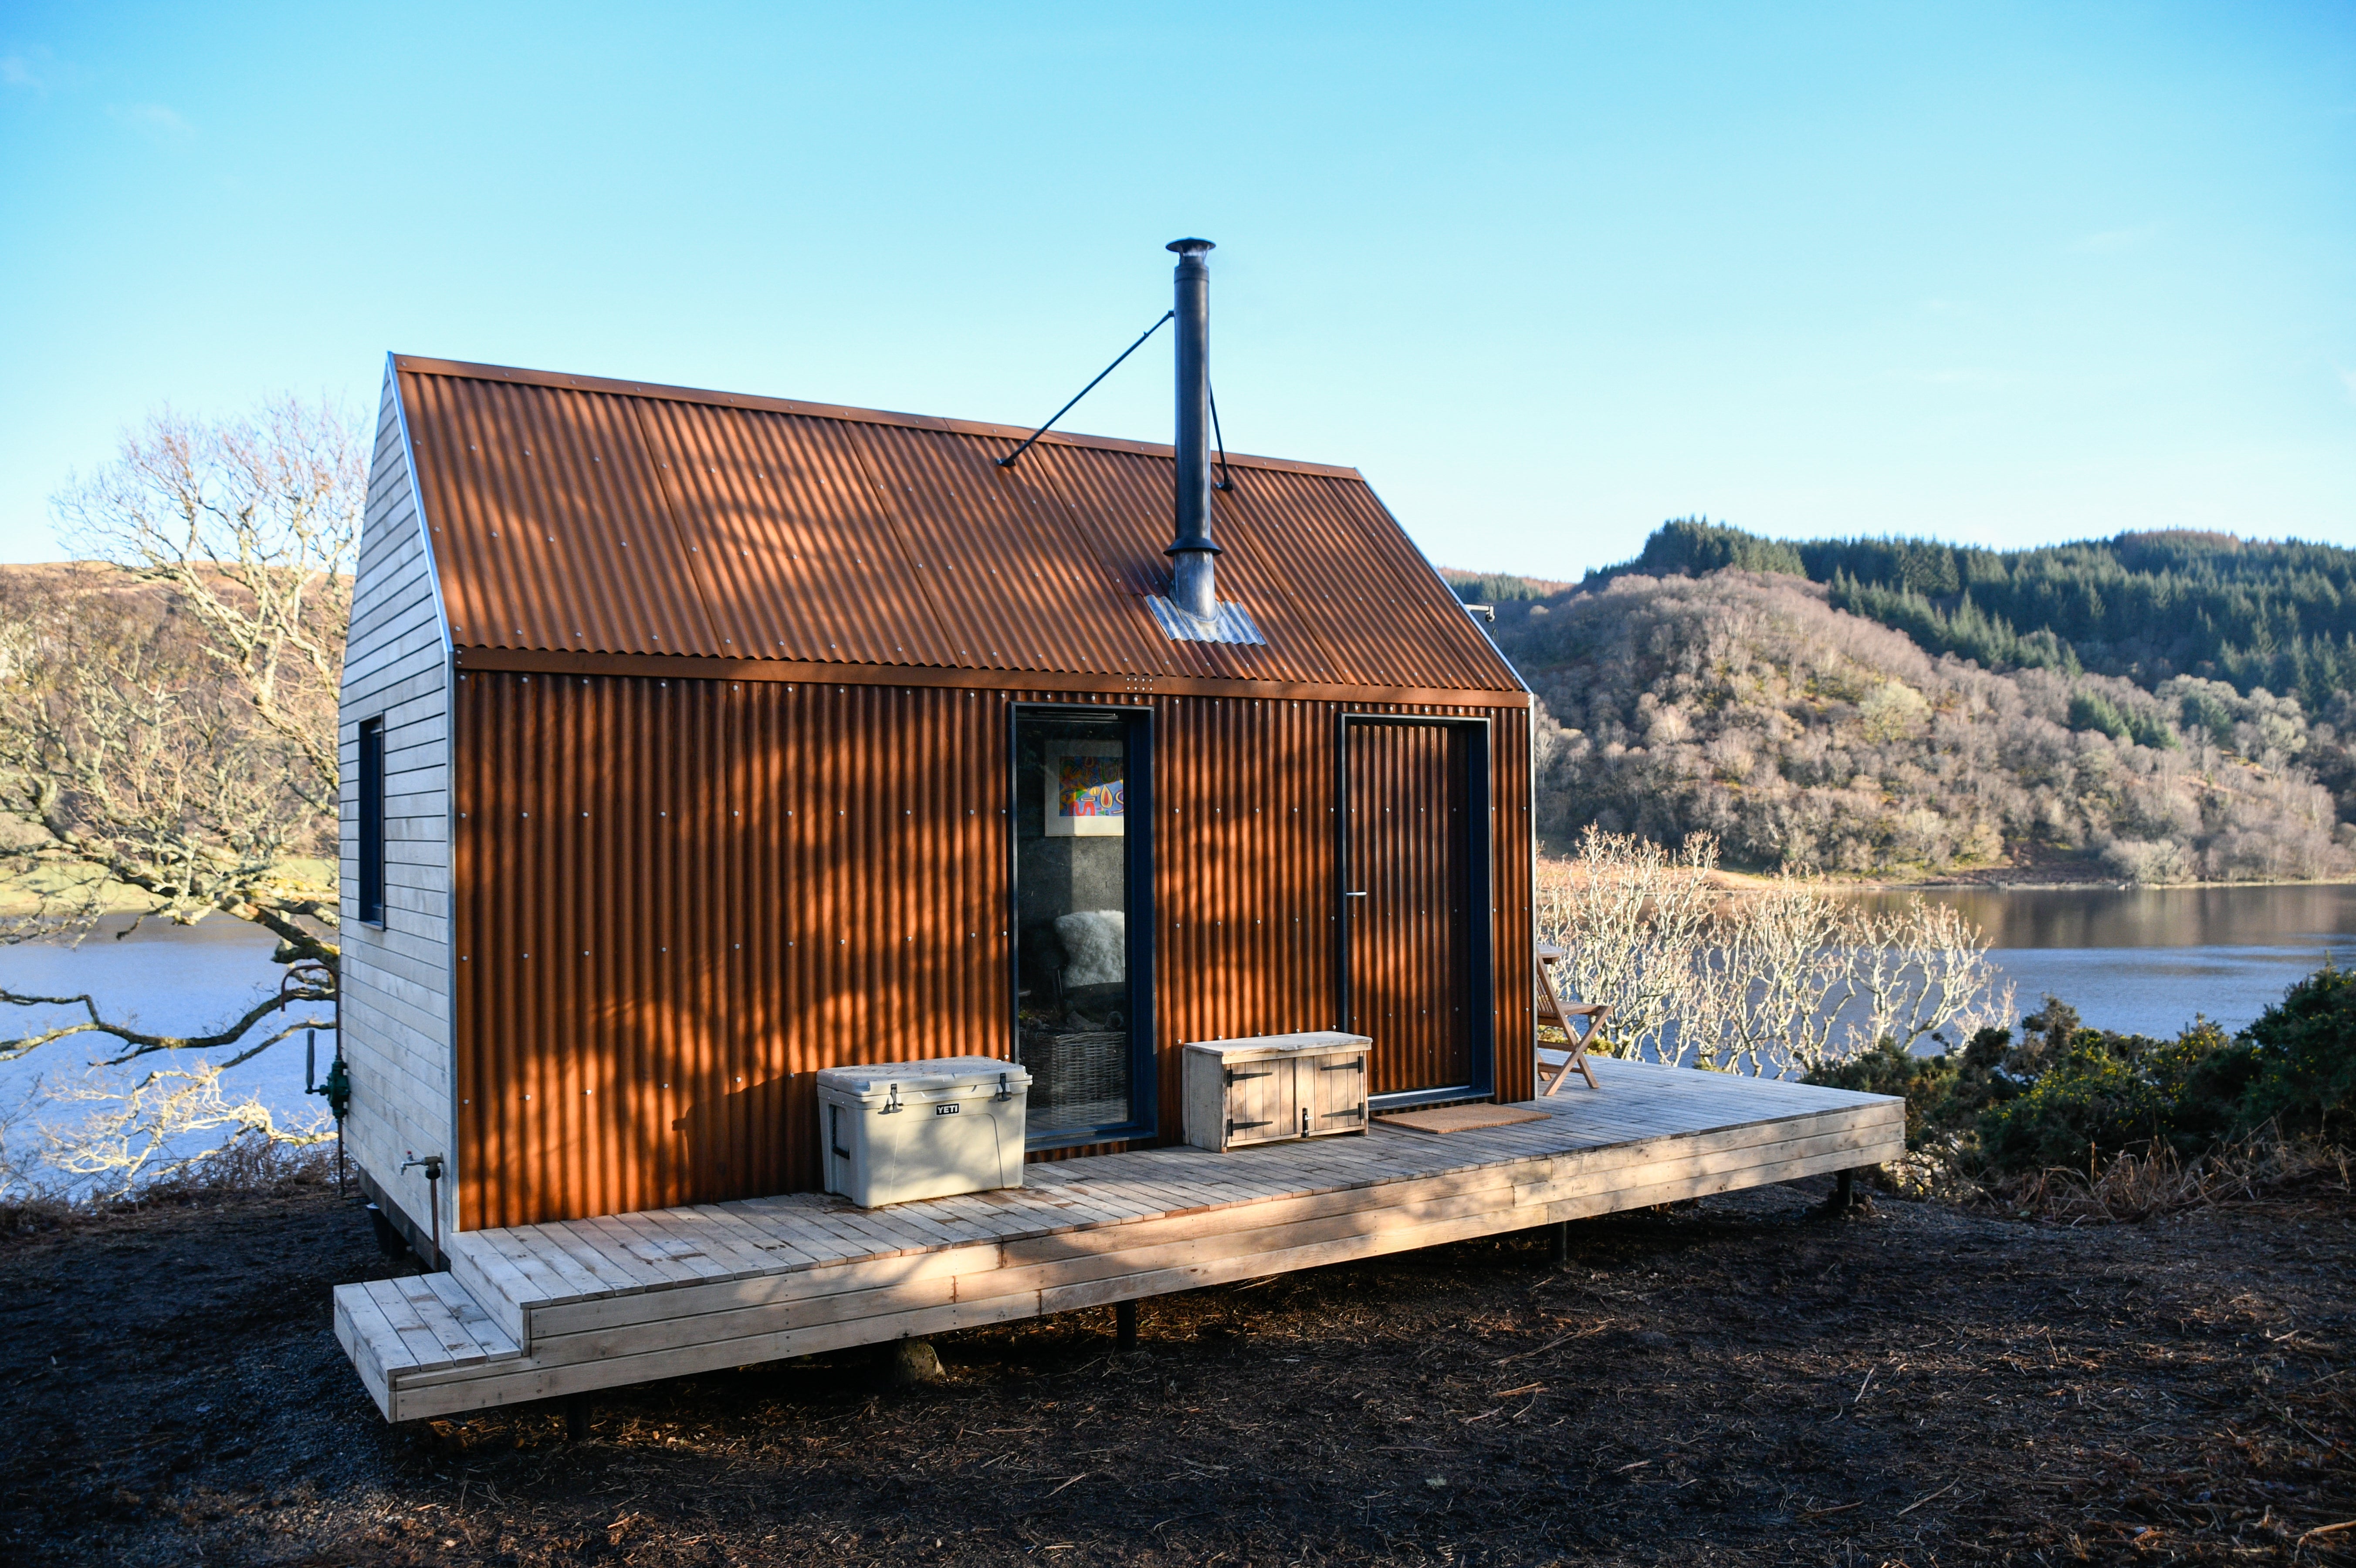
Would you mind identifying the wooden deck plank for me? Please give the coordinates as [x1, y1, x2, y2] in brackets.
[532, 1238, 1008, 1340]
[640, 1208, 779, 1281]
[389, 1274, 493, 1365]
[689, 1203, 829, 1270]
[582, 1214, 713, 1288]
[563, 1217, 684, 1290]
[509, 1224, 622, 1290]
[525, 1221, 647, 1296]
[333, 1284, 404, 1416]
[868, 1203, 974, 1250]
[386, 1118, 1899, 1419]
[422, 1271, 522, 1359]
[445, 1230, 572, 1342]
[516, 1114, 1889, 1361]
[365, 1278, 455, 1370]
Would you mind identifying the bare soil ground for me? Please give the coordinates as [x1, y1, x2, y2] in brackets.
[0, 1172, 2347, 1567]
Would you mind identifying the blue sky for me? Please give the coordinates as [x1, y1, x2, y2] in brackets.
[2, 2, 2350, 580]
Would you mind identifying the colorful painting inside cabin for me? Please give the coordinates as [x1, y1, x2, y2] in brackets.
[1046, 744, 1125, 836]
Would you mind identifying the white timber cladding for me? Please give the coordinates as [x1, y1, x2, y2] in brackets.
[338, 362, 457, 1247]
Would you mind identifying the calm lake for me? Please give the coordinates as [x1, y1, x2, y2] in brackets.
[1841, 883, 2356, 1040]
[3, 885, 2353, 1164]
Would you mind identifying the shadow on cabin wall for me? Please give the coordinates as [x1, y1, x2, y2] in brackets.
[671, 1072, 818, 1200]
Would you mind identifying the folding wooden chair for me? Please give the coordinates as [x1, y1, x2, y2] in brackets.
[1533, 943, 1608, 1093]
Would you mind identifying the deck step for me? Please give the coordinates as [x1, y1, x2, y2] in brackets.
[332, 1271, 523, 1419]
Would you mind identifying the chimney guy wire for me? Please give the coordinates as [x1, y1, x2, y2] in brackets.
[1209, 379, 1233, 493]
[999, 311, 1175, 469]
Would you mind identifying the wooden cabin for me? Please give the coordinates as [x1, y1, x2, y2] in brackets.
[331, 248, 1901, 1421]
[338, 354, 1536, 1254]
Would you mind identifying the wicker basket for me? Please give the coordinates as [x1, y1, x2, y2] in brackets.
[1019, 1028, 1129, 1123]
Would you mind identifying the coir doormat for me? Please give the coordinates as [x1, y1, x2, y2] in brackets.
[1374, 1104, 1553, 1135]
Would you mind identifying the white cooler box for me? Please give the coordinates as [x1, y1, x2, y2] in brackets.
[816, 1056, 1032, 1207]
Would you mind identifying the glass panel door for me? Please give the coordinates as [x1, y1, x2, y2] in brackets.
[1012, 710, 1150, 1139]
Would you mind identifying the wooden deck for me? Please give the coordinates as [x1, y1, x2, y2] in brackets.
[334, 1058, 1902, 1422]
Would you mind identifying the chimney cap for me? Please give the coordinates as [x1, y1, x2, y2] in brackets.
[1165, 237, 1216, 256]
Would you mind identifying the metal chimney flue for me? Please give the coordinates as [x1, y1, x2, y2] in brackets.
[1165, 237, 1221, 619]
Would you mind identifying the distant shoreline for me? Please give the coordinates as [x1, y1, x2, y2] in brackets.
[1536, 859, 2356, 895]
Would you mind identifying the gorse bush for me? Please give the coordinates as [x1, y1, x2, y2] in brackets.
[1975, 1013, 2254, 1175]
[1811, 969, 2356, 1181]
[2237, 963, 2356, 1137]
[1805, 1025, 2018, 1153]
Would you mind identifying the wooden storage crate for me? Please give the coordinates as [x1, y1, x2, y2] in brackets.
[1182, 1031, 1373, 1152]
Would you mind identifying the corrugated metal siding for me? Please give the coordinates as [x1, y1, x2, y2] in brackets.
[452, 671, 1015, 1228]
[1344, 722, 1474, 1095]
[452, 675, 1533, 1228]
[398, 361, 1523, 695]
[1149, 696, 1342, 1129]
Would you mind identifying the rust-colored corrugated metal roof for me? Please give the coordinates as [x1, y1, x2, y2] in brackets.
[394, 355, 1524, 696]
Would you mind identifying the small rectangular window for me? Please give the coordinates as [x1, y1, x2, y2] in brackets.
[358, 716, 385, 925]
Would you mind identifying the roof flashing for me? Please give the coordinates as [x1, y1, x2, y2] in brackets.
[1146, 597, 1266, 646]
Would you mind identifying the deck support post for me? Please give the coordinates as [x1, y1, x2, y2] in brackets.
[1548, 1220, 1570, 1266]
[565, 1393, 591, 1443]
[1115, 1299, 1139, 1352]
[1824, 1167, 1868, 1216]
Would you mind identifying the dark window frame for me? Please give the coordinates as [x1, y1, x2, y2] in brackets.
[1334, 712, 1496, 1112]
[357, 716, 386, 927]
[1005, 701, 1157, 1151]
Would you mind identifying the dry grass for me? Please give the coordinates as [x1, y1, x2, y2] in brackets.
[1994, 1136, 2353, 1224]
[0, 1130, 338, 1245]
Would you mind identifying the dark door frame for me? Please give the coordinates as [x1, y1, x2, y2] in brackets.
[1334, 712, 1496, 1112]
[1005, 701, 1158, 1150]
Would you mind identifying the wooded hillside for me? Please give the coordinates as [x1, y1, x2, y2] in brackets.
[1591, 520, 2356, 712]
[1455, 561, 2356, 882]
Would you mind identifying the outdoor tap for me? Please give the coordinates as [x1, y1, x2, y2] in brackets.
[402, 1151, 446, 1265]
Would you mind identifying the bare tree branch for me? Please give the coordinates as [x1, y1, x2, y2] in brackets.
[0, 395, 360, 1109]
[0, 985, 333, 1065]
[1537, 830, 2014, 1077]
[41, 1062, 335, 1200]
[51, 397, 359, 815]
[0, 570, 342, 965]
